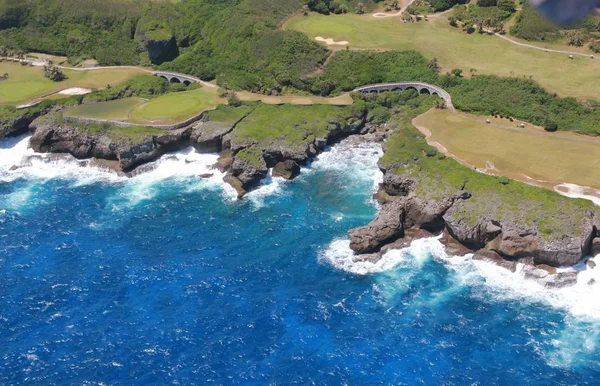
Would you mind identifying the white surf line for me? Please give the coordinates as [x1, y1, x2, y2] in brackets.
[494, 33, 594, 58]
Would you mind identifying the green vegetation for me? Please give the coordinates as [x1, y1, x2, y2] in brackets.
[510, 1, 600, 45]
[449, 3, 514, 33]
[445, 75, 600, 135]
[379, 94, 595, 236]
[229, 103, 362, 148]
[0, 62, 144, 105]
[310, 50, 438, 95]
[84, 75, 197, 103]
[235, 146, 265, 168]
[510, 3, 560, 41]
[65, 98, 144, 121]
[286, 13, 600, 100]
[305, 0, 383, 14]
[205, 104, 257, 126]
[0, 0, 328, 94]
[129, 88, 223, 125]
[66, 87, 223, 125]
[77, 121, 165, 144]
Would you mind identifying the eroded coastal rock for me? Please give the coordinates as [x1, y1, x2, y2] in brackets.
[29, 112, 191, 172]
[0, 105, 52, 140]
[347, 112, 600, 288]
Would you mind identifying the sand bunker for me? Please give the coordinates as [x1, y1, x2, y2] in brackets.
[58, 87, 92, 96]
[554, 183, 600, 206]
[315, 36, 349, 46]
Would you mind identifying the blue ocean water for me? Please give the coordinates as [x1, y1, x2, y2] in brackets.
[1, 135, 600, 384]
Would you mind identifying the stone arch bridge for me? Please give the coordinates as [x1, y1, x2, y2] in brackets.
[354, 82, 454, 111]
[153, 71, 201, 86]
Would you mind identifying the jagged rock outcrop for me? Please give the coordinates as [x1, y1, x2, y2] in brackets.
[272, 160, 300, 180]
[349, 166, 600, 279]
[190, 121, 235, 153]
[29, 113, 190, 172]
[221, 116, 366, 196]
[473, 250, 517, 272]
[226, 146, 268, 192]
[0, 106, 51, 140]
[349, 200, 404, 254]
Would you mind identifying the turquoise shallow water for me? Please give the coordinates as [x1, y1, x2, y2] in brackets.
[1, 135, 600, 384]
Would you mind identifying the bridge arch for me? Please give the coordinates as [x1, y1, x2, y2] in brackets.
[353, 82, 455, 112]
[153, 71, 201, 86]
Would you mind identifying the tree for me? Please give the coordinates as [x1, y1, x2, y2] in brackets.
[567, 30, 586, 47]
[356, 2, 365, 14]
[339, 3, 349, 13]
[590, 40, 600, 53]
[544, 119, 558, 132]
[477, 0, 497, 6]
[43, 64, 66, 81]
[498, 0, 516, 13]
[451, 68, 463, 77]
[463, 21, 475, 34]
[302, 5, 310, 15]
[227, 92, 242, 107]
[448, 15, 458, 27]
[428, 57, 440, 72]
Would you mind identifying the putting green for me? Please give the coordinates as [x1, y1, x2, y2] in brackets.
[0, 62, 145, 105]
[286, 14, 600, 101]
[129, 88, 224, 125]
[64, 98, 144, 121]
[413, 108, 600, 191]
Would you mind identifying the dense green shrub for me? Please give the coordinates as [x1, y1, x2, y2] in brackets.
[0, 0, 328, 93]
[83, 75, 176, 102]
[476, 0, 497, 7]
[510, 3, 560, 41]
[312, 50, 439, 94]
[447, 75, 600, 135]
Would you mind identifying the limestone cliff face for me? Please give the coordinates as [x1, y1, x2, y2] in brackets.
[29, 113, 191, 172]
[0, 107, 51, 140]
[220, 118, 367, 196]
[348, 165, 600, 273]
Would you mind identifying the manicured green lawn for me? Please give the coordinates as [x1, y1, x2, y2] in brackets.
[286, 14, 600, 101]
[129, 88, 223, 124]
[0, 62, 145, 105]
[413, 108, 600, 191]
[65, 97, 144, 121]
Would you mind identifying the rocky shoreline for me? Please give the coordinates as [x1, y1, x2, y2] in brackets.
[5, 99, 599, 289]
[346, 118, 600, 288]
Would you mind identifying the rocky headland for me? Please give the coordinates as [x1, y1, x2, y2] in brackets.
[347, 104, 600, 288]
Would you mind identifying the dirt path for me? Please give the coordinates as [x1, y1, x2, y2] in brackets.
[493, 33, 594, 58]
[372, 0, 415, 18]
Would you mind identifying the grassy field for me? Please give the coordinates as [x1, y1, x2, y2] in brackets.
[286, 14, 600, 101]
[129, 88, 224, 125]
[413, 108, 600, 191]
[0, 62, 145, 105]
[237, 91, 353, 105]
[65, 98, 143, 121]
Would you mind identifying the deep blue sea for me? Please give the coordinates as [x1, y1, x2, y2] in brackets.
[1, 134, 600, 385]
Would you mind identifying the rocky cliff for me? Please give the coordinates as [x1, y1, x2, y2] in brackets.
[29, 112, 191, 173]
[347, 108, 600, 287]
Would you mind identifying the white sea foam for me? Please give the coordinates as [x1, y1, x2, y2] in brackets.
[245, 170, 287, 209]
[304, 138, 384, 200]
[0, 136, 237, 208]
[321, 235, 600, 321]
